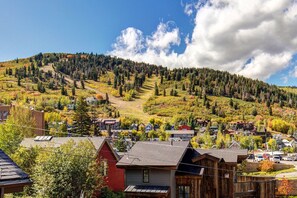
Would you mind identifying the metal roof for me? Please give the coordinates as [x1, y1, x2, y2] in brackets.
[0, 150, 31, 187]
[125, 185, 169, 194]
[21, 137, 106, 150]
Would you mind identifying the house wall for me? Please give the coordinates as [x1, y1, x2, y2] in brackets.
[125, 168, 171, 187]
[0, 105, 44, 136]
[178, 125, 191, 130]
[170, 170, 176, 198]
[98, 142, 125, 191]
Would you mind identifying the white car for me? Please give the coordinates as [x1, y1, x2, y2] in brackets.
[270, 156, 281, 163]
[283, 156, 293, 161]
[255, 155, 264, 162]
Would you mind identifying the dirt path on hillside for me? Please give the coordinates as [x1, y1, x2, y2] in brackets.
[42, 64, 156, 121]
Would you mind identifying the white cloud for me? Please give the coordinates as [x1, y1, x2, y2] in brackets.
[292, 66, 297, 78]
[146, 23, 180, 53]
[111, 27, 144, 57]
[110, 0, 297, 81]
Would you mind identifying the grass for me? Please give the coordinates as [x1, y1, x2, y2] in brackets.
[1, 57, 297, 125]
[244, 168, 296, 177]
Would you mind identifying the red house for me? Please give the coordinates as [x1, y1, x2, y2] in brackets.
[97, 139, 125, 192]
[20, 137, 125, 192]
[178, 125, 191, 130]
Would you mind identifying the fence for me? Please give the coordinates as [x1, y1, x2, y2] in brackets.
[234, 176, 276, 198]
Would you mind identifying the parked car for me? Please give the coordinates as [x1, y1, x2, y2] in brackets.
[283, 156, 294, 161]
[287, 153, 297, 161]
[247, 154, 255, 160]
[270, 156, 281, 163]
[255, 155, 264, 162]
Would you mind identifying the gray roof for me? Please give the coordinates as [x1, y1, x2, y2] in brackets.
[21, 137, 106, 150]
[125, 185, 169, 194]
[165, 130, 195, 135]
[117, 141, 189, 167]
[195, 148, 248, 163]
[0, 150, 31, 187]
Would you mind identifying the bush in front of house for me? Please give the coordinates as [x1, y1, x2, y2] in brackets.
[258, 160, 274, 172]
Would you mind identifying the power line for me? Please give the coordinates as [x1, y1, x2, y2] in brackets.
[3, 122, 247, 172]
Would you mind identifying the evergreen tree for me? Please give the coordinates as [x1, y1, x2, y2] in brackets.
[119, 85, 123, 97]
[17, 76, 21, 86]
[105, 93, 109, 104]
[182, 84, 186, 91]
[269, 106, 273, 116]
[154, 82, 159, 96]
[81, 80, 85, 89]
[72, 86, 76, 96]
[229, 99, 234, 107]
[163, 89, 166, 96]
[61, 85, 67, 96]
[252, 108, 258, 116]
[73, 97, 91, 135]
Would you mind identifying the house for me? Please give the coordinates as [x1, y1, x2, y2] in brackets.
[117, 141, 201, 198]
[0, 150, 32, 196]
[0, 105, 45, 136]
[117, 141, 248, 198]
[228, 140, 241, 149]
[67, 103, 76, 110]
[165, 130, 195, 141]
[130, 123, 138, 130]
[145, 123, 153, 132]
[96, 119, 121, 131]
[178, 125, 191, 130]
[85, 96, 98, 105]
[196, 119, 210, 127]
[193, 149, 248, 198]
[21, 136, 125, 192]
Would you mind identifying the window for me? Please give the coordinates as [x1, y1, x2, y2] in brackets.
[143, 169, 149, 183]
[100, 160, 108, 176]
[178, 186, 190, 198]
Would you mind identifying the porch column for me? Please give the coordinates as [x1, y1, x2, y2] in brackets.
[0, 187, 4, 198]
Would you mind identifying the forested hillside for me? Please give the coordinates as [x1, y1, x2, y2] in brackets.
[0, 53, 297, 131]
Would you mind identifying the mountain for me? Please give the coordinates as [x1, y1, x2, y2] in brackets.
[0, 53, 296, 133]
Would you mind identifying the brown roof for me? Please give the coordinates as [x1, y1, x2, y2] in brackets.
[195, 148, 248, 163]
[117, 141, 189, 167]
[0, 150, 31, 188]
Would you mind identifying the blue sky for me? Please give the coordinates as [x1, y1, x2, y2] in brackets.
[1, 0, 297, 86]
[0, 0, 190, 60]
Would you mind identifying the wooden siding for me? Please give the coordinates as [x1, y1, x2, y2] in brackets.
[234, 176, 276, 198]
[176, 175, 202, 198]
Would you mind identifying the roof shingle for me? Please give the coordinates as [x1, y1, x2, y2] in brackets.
[0, 150, 31, 187]
[117, 141, 189, 167]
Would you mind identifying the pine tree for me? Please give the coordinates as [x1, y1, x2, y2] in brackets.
[17, 76, 21, 86]
[154, 82, 159, 96]
[119, 85, 123, 97]
[269, 106, 273, 116]
[229, 99, 234, 107]
[72, 86, 76, 96]
[73, 97, 91, 135]
[252, 108, 258, 116]
[81, 80, 85, 89]
[105, 93, 109, 104]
